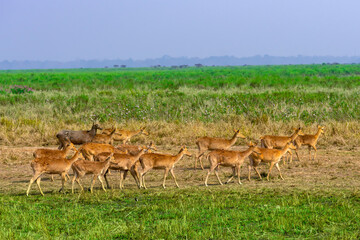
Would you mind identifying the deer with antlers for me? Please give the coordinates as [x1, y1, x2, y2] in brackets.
[56, 122, 102, 149]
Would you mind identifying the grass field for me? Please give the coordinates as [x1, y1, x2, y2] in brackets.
[1, 65, 360, 239]
[2, 188, 360, 239]
[1, 65, 360, 147]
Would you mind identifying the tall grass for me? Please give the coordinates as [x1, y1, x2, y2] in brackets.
[1, 65, 360, 146]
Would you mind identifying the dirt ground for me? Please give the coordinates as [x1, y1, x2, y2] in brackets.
[1, 145, 360, 195]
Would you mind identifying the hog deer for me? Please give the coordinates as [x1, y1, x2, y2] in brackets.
[71, 153, 113, 193]
[139, 146, 192, 189]
[205, 142, 258, 186]
[33, 141, 77, 181]
[80, 142, 116, 161]
[115, 141, 157, 156]
[294, 125, 325, 161]
[91, 128, 118, 145]
[102, 127, 148, 143]
[97, 142, 156, 187]
[248, 142, 296, 181]
[26, 149, 83, 196]
[56, 123, 102, 149]
[103, 148, 148, 189]
[260, 127, 304, 163]
[195, 129, 246, 169]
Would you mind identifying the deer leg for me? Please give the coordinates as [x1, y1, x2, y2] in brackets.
[312, 145, 317, 161]
[35, 177, 44, 196]
[308, 146, 312, 161]
[104, 169, 111, 189]
[237, 165, 242, 185]
[119, 171, 124, 189]
[248, 165, 252, 181]
[162, 169, 169, 189]
[139, 168, 150, 189]
[204, 165, 216, 186]
[214, 166, 223, 185]
[288, 151, 293, 163]
[51, 175, 55, 182]
[71, 174, 76, 194]
[266, 162, 275, 181]
[225, 167, 235, 184]
[130, 167, 140, 188]
[275, 162, 284, 180]
[195, 150, 205, 170]
[254, 167, 262, 180]
[90, 175, 97, 193]
[59, 172, 67, 193]
[295, 146, 301, 161]
[98, 175, 106, 192]
[170, 168, 180, 188]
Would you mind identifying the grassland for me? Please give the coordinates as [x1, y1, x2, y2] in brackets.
[1, 64, 360, 147]
[1, 188, 360, 239]
[1, 65, 360, 239]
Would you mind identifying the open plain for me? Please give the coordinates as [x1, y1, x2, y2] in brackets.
[1, 65, 360, 239]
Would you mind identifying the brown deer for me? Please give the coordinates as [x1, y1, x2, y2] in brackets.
[102, 127, 149, 143]
[56, 123, 102, 149]
[115, 141, 157, 156]
[26, 149, 83, 196]
[260, 127, 304, 163]
[91, 128, 118, 145]
[139, 146, 192, 189]
[204, 142, 258, 186]
[97, 142, 157, 187]
[33, 141, 77, 181]
[294, 125, 325, 161]
[79, 142, 116, 161]
[71, 153, 113, 193]
[248, 142, 296, 181]
[195, 129, 246, 169]
[103, 148, 148, 189]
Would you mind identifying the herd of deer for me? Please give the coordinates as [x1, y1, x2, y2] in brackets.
[26, 123, 325, 196]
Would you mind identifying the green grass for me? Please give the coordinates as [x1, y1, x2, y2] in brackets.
[1, 65, 360, 91]
[1, 65, 360, 147]
[1, 188, 359, 239]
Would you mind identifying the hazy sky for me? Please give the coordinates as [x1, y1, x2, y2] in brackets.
[1, 0, 360, 61]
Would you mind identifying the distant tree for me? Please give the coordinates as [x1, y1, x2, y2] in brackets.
[121, 65, 126, 68]
[113, 65, 119, 68]
[195, 63, 203, 68]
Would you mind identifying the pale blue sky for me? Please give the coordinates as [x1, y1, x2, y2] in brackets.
[1, 0, 359, 61]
